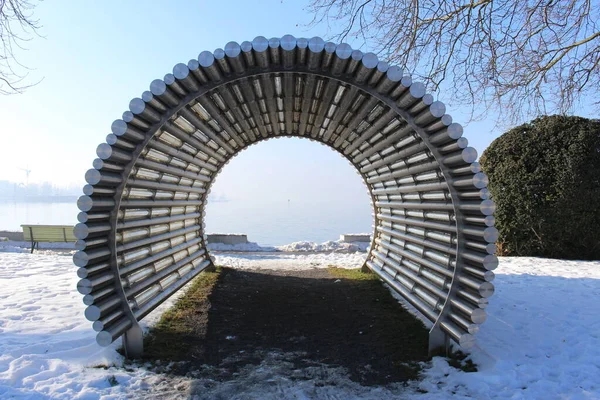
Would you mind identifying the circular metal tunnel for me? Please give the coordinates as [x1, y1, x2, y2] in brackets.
[73, 36, 497, 358]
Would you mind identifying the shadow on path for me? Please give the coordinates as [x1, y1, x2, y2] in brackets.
[144, 267, 429, 386]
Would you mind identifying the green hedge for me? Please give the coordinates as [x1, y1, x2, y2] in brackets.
[480, 115, 600, 260]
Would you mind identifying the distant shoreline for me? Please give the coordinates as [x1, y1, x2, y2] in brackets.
[0, 196, 78, 203]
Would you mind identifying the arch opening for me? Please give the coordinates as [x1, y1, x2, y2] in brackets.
[73, 35, 498, 358]
[203, 136, 374, 248]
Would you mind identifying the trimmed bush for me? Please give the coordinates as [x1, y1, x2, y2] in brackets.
[480, 115, 600, 260]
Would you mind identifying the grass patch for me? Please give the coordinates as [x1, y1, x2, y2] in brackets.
[327, 266, 410, 309]
[143, 267, 222, 361]
[327, 266, 380, 281]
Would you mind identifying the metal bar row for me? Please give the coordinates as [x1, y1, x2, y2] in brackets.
[74, 36, 496, 356]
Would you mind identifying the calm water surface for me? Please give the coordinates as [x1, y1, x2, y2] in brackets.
[0, 200, 373, 246]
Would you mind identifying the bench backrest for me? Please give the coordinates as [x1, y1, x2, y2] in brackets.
[21, 225, 77, 243]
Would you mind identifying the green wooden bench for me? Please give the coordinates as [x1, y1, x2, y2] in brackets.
[21, 224, 77, 253]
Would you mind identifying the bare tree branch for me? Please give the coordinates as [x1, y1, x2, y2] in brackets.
[0, 0, 41, 95]
[307, 0, 600, 123]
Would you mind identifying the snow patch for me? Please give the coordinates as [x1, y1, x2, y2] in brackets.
[276, 240, 370, 252]
[213, 252, 367, 270]
[0, 253, 599, 398]
[207, 241, 277, 252]
[207, 239, 371, 253]
[0, 240, 75, 256]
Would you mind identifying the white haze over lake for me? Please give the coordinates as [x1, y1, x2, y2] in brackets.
[1, 139, 374, 245]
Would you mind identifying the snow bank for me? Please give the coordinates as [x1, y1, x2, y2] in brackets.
[0, 240, 75, 255]
[207, 241, 277, 252]
[0, 252, 599, 399]
[214, 251, 367, 270]
[276, 240, 370, 252]
[206, 238, 371, 253]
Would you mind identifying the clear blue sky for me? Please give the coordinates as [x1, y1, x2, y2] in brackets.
[0, 0, 589, 199]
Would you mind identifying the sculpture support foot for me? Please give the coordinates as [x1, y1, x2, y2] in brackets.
[428, 326, 449, 357]
[361, 262, 372, 273]
[123, 323, 144, 359]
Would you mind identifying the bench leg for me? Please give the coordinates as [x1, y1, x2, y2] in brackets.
[31, 241, 36, 254]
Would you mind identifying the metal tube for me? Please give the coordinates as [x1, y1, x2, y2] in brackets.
[84, 286, 115, 306]
[126, 179, 205, 195]
[366, 261, 439, 322]
[77, 261, 110, 278]
[397, 82, 426, 109]
[133, 259, 212, 321]
[452, 172, 489, 189]
[129, 97, 162, 123]
[225, 41, 245, 74]
[145, 140, 219, 172]
[85, 169, 122, 186]
[164, 73, 186, 97]
[457, 275, 495, 298]
[122, 110, 151, 130]
[173, 63, 200, 93]
[77, 272, 114, 295]
[75, 237, 108, 250]
[352, 124, 413, 163]
[428, 123, 463, 144]
[178, 106, 235, 153]
[117, 212, 200, 230]
[240, 40, 255, 67]
[96, 143, 132, 163]
[457, 289, 489, 308]
[117, 225, 199, 252]
[372, 249, 448, 299]
[92, 158, 125, 173]
[375, 238, 454, 278]
[187, 59, 209, 85]
[92, 308, 124, 331]
[120, 199, 203, 208]
[161, 121, 226, 162]
[77, 211, 111, 224]
[377, 226, 455, 256]
[110, 120, 146, 142]
[360, 142, 430, 174]
[440, 320, 475, 349]
[96, 316, 133, 347]
[118, 237, 203, 276]
[73, 222, 111, 239]
[82, 186, 115, 198]
[73, 247, 111, 267]
[344, 109, 398, 155]
[106, 134, 136, 151]
[125, 253, 208, 298]
[465, 240, 497, 255]
[413, 101, 447, 126]
[377, 213, 455, 233]
[252, 36, 269, 69]
[150, 79, 179, 107]
[213, 48, 232, 76]
[450, 298, 487, 324]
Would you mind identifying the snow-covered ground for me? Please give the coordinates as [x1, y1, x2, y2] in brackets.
[0, 247, 598, 399]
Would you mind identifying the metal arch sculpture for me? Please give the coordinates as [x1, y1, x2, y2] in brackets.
[73, 35, 497, 358]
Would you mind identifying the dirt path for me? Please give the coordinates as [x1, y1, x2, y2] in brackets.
[144, 267, 429, 386]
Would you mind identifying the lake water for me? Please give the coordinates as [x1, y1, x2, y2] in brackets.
[0, 200, 373, 246]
